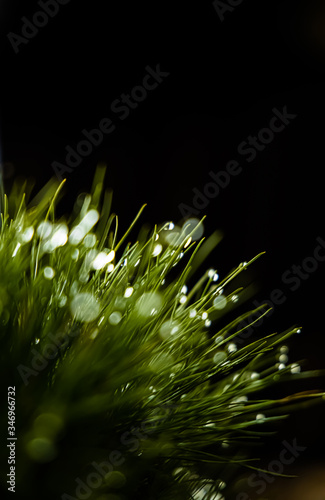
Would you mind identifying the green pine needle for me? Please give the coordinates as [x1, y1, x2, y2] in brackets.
[0, 168, 324, 500]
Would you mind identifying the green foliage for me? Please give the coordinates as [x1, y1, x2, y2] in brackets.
[0, 168, 323, 500]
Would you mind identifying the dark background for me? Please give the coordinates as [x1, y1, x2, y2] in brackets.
[1, 0, 325, 493]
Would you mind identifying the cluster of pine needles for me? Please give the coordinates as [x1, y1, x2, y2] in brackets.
[0, 167, 324, 500]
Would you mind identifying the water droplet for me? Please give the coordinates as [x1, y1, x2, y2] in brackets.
[181, 285, 188, 294]
[69, 226, 86, 245]
[71, 249, 79, 260]
[92, 251, 111, 270]
[109, 311, 122, 325]
[79, 272, 89, 284]
[84, 248, 99, 268]
[256, 413, 265, 422]
[107, 263, 115, 273]
[173, 252, 184, 265]
[19, 226, 34, 244]
[250, 372, 259, 380]
[290, 363, 301, 374]
[181, 218, 204, 241]
[89, 329, 99, 339]
[179, 295, 187, 304]
[205, 319, 211, 327]
[279, 354, 288, 363]
[37, 221, 52, 239]
[80, 209, 99, 232]
[107, 250, 115, 262]
[278, 363, 286, 370]
[227, 343, 237, 353]
[115, 296, 126, 310]
[159, 320, 179, 340]
[35, 338, 40, 344]
[150, 352, 174, 372]
[165, 229, 181, 246]
[70, 293, 100, 322]
[124, 287, 134, 298]
[44, 267, 55, 280]
[70, 281, 79, 296]
[83, 234, 96, 248]
[50, 224, 68, 248]
[69, 211, 97, 244]
[33, 412, 64, 441]
[231, 294, 239, 303]
[189, 309, 197, 318]
[280, 345, 289, 353]
[201, 311, 208, 320]
[136, 292, 163, 317]
[152, 243, 163, 257]
[213, 352, 227, 364]
[213, 295, 227, 310]
[208, 269, 219, 282]
[26, 437, 57, 463]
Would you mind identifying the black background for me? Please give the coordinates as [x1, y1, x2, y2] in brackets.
[1, 0, 325, 490]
